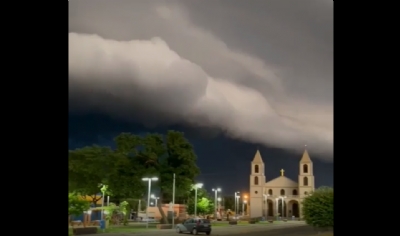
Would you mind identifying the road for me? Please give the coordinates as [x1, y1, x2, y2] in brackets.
[92, 221, 328, 236]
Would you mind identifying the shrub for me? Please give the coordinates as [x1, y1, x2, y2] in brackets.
[302, 187, 333, 228]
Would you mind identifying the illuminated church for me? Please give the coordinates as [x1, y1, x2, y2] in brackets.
[249, 148, 315, 218]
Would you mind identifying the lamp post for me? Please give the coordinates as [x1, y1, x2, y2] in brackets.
[194, 183, 203, 217]
[217, 197, 221, 212]
[151, 194, 159, 206]
[100, 184, 107, 220]
[235, 195, 240, 217]
[278, 196, 286, 219]
[234, 192, 240, 217]
[142, 177, 158, 228]
[275, 198, 279, 220]
[212, 188, 221, 219]
[263, 194, 270, 218]
[243, 195, 248, 216]
[242, 200, 247, 216]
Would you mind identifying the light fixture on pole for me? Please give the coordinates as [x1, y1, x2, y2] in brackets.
[99, 184, 108, 220]
[234, 191, 240, 217]
[243, 195, 248, 216]
[263, 194, 270, 218]
[236, 195, 240, 217]
[278, 196, 287, 220]
[172, 173, 176, 228]
[194, 183, 203, 217]
[151, 194, 160, 206]
[142, 177, 158, 229]
[212, 188, 221, 219]
[242, 200, 247, 216]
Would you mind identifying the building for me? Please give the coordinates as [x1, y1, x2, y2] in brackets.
[249, 148, 315, 218]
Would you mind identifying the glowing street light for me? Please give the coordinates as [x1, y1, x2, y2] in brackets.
[142, 177, 158, 228]
[194, 183, 203, 217]
[234, 191, 240, 216]
[151, 194, 160, 206]
[212, 188, 221, 219]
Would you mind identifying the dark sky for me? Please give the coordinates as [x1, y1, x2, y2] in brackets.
[69, 112, 333, 195]
[68, 0, 333, 195]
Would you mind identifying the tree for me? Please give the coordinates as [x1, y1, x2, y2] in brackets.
[69, 193, 90, 217]
[113, 131, 200, 224]
[186, 187, 214, 216]
[302, 187, 333, 229]
[68, 145, 116, 206]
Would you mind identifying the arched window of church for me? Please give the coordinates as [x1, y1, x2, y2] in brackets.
[292, 189, 298, 195]
[303, 164, 308, 173]
[280, 189, 285, 196]
[255, 165, 259, 173]
[268, 189, 273, 195]
[303, 177, 308, 186]
[254, 176, 259, 185]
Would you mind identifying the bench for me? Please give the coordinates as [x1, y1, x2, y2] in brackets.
[156, 224, 172, 229]
[72, 227, 97, 235]
[249, 220, 256, 224]
[268, 220, 274, 223]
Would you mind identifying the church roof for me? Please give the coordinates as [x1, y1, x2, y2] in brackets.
[264, 176, 298, 188]
[300, 149, 312, 163]
[252, 149, 264, 163]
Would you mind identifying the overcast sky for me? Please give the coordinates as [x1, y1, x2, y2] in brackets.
[69, 0, 333, 191]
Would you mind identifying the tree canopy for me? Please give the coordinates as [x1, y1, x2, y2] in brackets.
[186, 187, 214, 216]
[302, 187, 333, 228]
[69, 193, 90, 216]
[68, 130, 200, 223]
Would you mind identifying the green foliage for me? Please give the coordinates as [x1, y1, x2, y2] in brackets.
[69, 193, 90, 216]
[302, 187, 333, 228]
[186, 188, 214, 215]
[68, 130, 200, 225]
[69, 145, 116, 204]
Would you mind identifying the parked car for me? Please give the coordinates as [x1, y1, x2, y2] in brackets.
[176, 218, 211, 235]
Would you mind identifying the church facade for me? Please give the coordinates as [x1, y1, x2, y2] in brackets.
[249, 149, 315, 218]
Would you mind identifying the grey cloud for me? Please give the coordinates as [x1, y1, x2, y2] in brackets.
[69, 0, 333, 160]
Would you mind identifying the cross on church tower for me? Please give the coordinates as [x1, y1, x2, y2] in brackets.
[280, 169, 285, 176]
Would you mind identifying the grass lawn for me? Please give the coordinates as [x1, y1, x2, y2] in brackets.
[69, 223, 158, 235]
[211, 221, 282, 227]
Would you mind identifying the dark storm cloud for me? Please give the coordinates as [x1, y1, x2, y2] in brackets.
[69, 0, 333, 160]
[69, 114, 333, 193]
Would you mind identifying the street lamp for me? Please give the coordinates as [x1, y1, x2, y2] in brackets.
[236, 196, 241, 215]
[217, 197, 222, 211]
[99, 184, 108, 220]
[142, 177, 158, 228]
[194, 183, 203, 217]
[263, 194, 270, 218]
[242, 200, 247, 216]
[275, 198, 279, 220]
[278, 196, 287, 220]
[212, 188, 221, 219]
[243, 195, 248, 216]
[151, 194, 160, 206]
[234, 192, 240, 217]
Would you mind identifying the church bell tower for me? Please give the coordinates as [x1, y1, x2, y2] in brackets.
[249, 150, 265, 218]
[298, 146, 315, 198]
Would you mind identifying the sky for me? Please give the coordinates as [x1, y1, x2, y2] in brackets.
[68, 0, 333, 194]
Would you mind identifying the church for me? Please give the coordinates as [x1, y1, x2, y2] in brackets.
[249, 148, 315, 218]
